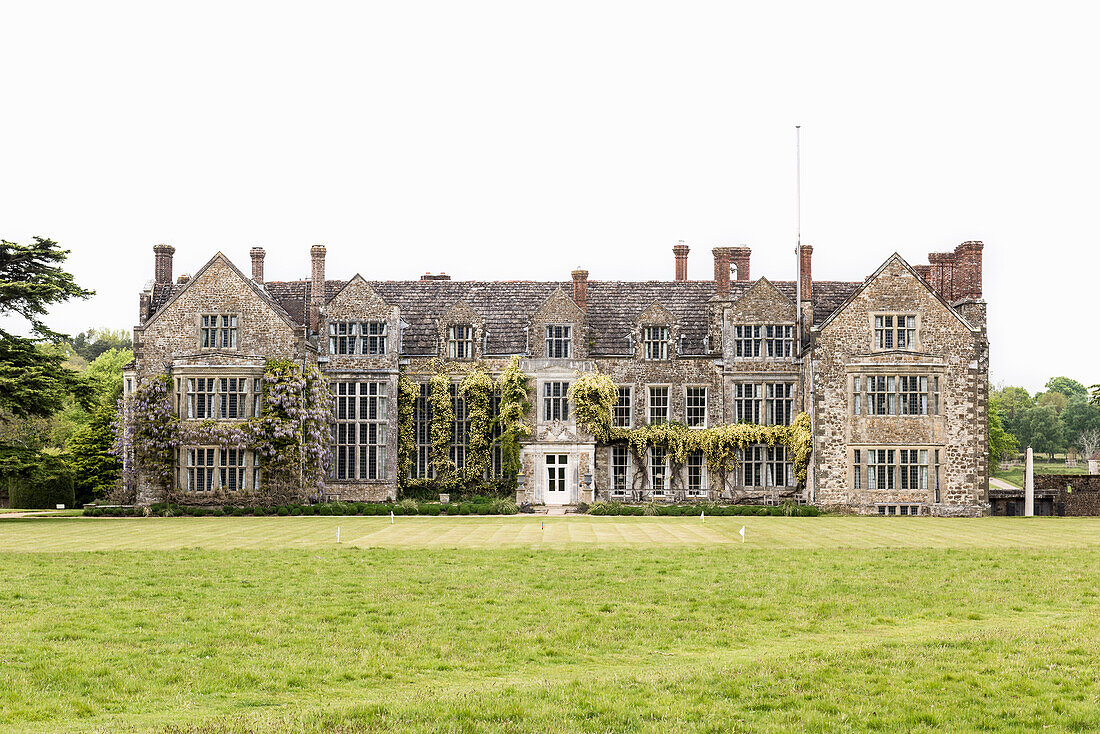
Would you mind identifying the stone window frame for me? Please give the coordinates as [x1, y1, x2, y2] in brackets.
[877, 504, 923, 516]
[410, 381, 433, 480]
[180, 446, 260, 492]
[851, 446, 941, 495]
[447, 324, 475, 360]
[648, 445, 669, 493]
[197, 312, 241, 351]
[684, 385, 708, 428]
[544, 323, 573, 359]
[610, 443, 631, 493]
[646, 384, 671, 425]
[641, 325, 671, 361]
[541, 379, 571, 423]
[731, 322, 795, 361]
[180, 373, 262, 422]
[850, 371, 942, 417]
[613, 385, 632, 428]
[739, 445, 794, 488]
[869, 312, 920, 352]
[328, 320, 388, 357]
[332, 380, 389, 482]
[686, 450, 708, 494]
[732, 381, 795, 426]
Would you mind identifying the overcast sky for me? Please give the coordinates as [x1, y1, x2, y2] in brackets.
[2, 2, 1096, 392]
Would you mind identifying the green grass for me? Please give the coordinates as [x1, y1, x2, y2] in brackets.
[992, 458, 1088, 488]
[3, 516, 1100, 733]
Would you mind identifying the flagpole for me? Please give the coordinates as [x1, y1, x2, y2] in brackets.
[795, 125, 802, 348]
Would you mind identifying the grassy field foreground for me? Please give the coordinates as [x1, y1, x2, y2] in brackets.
[2, 516, 1100, 732]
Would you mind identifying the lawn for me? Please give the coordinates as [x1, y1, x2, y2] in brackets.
[3, 516, 1100, 733]
[991, 458, 1088, 488]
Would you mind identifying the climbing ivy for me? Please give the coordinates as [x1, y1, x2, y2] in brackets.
[568, 371, 617, 442]
[428, 365, 457, 488]
[396, 369, 419, 484]
[570, 370, 813, 486]
[496, 356, 531, 479]
[460, 367, 494, 484]
[396, 356, 532, 496]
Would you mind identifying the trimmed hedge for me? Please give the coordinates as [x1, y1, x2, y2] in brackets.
[6, 454, 76, 510]
[588, 502, 820, 517]
[83, 500, 821, 518]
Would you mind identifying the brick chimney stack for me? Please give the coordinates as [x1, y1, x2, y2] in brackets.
[799, 245, 813, 301]
[309, 245, 326, 333]
[953, 241, 984, 300]
[712, 248, 731, 298]
[153, 244, 175, 285]
[250, 247, 265, 284]
[928, 251, 955, 301]
[673, 241, 690, 281]
[729, 247, 751, 282]
[571, 268, 589, 310]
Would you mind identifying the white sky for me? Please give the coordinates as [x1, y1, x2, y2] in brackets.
[2, 1, 1096, 393]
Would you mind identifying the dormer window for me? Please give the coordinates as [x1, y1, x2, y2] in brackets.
[642, 326, 669, 360]
[200, 314, 237, 349]
[874, 314, 917, 350]
[448, 325, 474, 359]
[329, 321, 387, 356]
[545, 324, 572, 358]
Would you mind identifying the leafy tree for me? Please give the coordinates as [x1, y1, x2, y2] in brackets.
[993, 385, 1033, 437]
[1045, 376, 1089, 400]
[71, 328, 132, 363]
[988, 390, 1019, 467]
[1016, 404, 1063, 460]
[1037, 391, 1067, 415]
[68, 401, 122, 504]
[0, 237, 95, 420]
[1061, 396, 1100, 456]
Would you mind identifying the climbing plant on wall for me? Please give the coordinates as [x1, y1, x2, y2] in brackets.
[115, 359, 333, 504]
[460, 367, 494, 484]
[569, 370, 813, 486]
[396, 369, 419, 485]
[496, 355, 531, 479]
[428, 366, 457, 489]
[396, 356, 532, 497]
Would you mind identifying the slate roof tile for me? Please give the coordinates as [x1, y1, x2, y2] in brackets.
[149, 276, 866, 356]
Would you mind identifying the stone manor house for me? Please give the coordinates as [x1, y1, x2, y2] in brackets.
[125, 239, 989, 515]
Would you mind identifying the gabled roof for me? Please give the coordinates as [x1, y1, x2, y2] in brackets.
[153, 269, 866, 357]
[814, 252, 977, 333]
[143, 252, 301, 331]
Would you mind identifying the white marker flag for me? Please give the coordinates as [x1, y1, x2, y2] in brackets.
[739, 526, 745, 543]
[700, 511, 705, 523]
[337, 526, 341, 543]
[390, 511, 394, 524]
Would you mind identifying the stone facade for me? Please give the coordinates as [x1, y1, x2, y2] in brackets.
[126, 239, 989, 514]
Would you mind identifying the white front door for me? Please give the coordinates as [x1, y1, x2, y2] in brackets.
[545, 454, 570, 505]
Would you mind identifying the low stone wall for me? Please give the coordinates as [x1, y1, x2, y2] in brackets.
[1036, 475, 1100, 516]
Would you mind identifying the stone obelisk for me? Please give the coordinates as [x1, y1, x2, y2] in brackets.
[1024, 446, 1034, 517]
